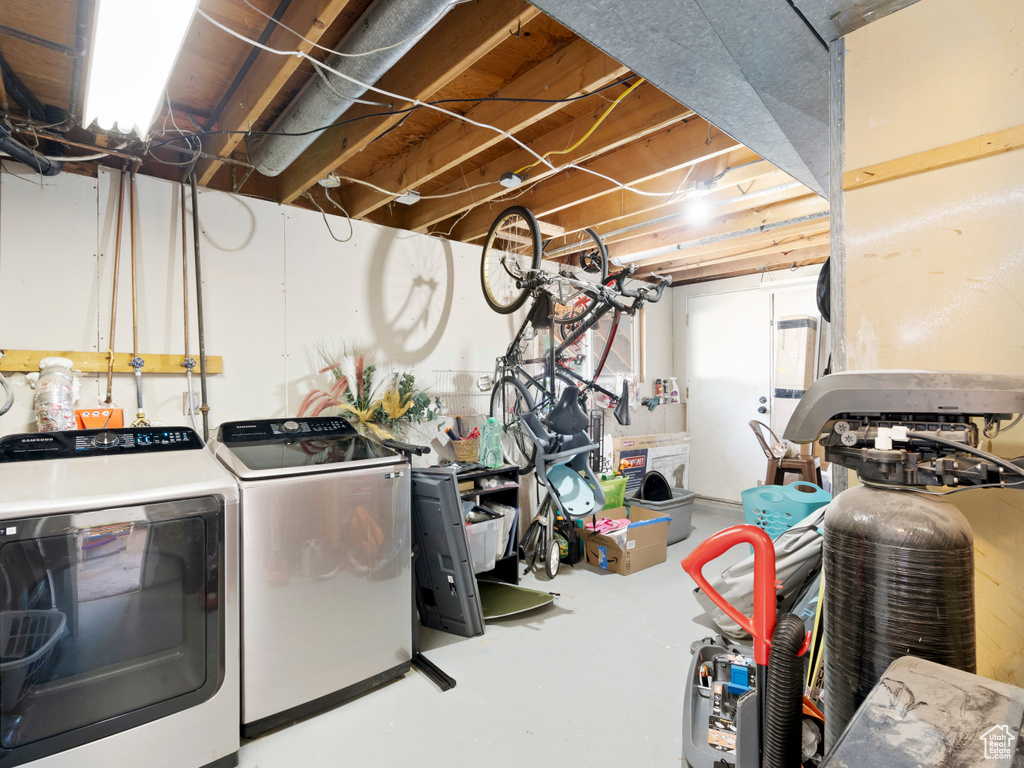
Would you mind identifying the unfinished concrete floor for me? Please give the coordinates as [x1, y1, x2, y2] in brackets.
[238, 500, 745, 767]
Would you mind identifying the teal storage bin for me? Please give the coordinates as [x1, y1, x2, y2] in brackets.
[741, 481, 830, 539]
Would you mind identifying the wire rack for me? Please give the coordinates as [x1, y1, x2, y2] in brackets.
[430, 369, 493, 419]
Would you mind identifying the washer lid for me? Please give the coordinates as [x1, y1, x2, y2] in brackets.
[213, 417, 400, 477]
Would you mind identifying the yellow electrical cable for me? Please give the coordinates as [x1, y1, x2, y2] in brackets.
[514, 78, 645, 176]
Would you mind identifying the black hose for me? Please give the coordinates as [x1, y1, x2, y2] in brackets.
[0, 124, 62, 176]
[0, 373, 13, 417]
[0, 48, 45, 122]
[762, 613, 806, 768]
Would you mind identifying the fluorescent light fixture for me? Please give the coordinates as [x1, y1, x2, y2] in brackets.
[84, 0, 200, 138]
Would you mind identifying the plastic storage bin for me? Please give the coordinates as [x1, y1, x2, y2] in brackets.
[625, 487, 697, 545]
[0, 609, 67, 710]
[741, 481, 830, 539]
[464, 508, 502, 574]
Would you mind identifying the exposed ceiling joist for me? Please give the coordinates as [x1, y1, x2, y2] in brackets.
[275, 0, 541, 204]
[450, 120, 742, 242]
[338, 38, 630, 219]
[608, 193, 828, 255]
[404, 82, 692, 233]
[637, 221, 830, 276]
[194, 0, 355, 186]
[671, 244, 829, 285]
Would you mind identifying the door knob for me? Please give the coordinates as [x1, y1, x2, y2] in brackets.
[757, 406, 768, 414]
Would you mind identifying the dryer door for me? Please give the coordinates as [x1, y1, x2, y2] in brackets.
[0, 496, 224, 766]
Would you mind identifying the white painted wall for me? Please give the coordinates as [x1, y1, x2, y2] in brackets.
[0, 167, 676, 448]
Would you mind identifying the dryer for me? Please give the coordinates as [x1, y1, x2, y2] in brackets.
[0, 427, 239, 768]
[208, 417, 412, 738]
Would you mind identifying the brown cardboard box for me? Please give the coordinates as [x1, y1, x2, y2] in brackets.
[774, 315, 817, 396]
[612, 432, 690, 494]
[578, 506, 670, 575]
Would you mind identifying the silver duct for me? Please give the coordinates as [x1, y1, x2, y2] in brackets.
[248, 0, 454, 177]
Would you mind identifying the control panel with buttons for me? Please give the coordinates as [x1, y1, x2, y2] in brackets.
[0, 427, 204, 462]
[219, 417, 356, 444]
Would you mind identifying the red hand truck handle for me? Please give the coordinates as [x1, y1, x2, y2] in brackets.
[681, 524, 776, 666]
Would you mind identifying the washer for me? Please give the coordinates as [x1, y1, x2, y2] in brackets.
[0, 426, 239, 768]
[208, 417, 411, 738]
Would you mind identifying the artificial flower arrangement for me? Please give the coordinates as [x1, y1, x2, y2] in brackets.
[297, 344, 442, 439]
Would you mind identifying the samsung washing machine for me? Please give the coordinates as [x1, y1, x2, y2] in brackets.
[208, 417, 412, 738]
[0, 427, 239, 768]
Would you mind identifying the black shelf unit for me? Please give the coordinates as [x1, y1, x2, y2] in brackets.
[458, 464, 520, 585]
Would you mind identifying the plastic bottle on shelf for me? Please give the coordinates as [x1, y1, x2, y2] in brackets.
[480, 417, 503, 468]
[667, 377, 680, 404]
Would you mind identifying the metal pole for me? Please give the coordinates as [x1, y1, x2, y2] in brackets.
[190, 172, 210, 441]
[68, 0, 92, 117]
[128, 165, 147, 422]
[104, 168, 126, 404]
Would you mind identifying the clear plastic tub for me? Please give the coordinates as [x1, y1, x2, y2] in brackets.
[464, 509, 502, 574]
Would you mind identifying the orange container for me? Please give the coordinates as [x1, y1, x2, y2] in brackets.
[75, 408, 124, 429]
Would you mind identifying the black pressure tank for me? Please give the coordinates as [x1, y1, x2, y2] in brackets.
[823, 484, 976, 747]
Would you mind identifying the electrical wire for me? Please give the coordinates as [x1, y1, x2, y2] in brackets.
[143, 76, 636, 152]
[514, 77, 645, 175]
[303, 189, 354, 242]
[906, 430, 1024, 478]
[195, 8, 561, 173]
[984, 412, 1024, 438]
[334, 174, 496, 200]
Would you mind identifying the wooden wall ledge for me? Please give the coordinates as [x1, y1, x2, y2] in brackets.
[0, 350, 223, 375]
[843, 123, 1024, 192]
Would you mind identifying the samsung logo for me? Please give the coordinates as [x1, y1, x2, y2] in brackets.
[21, 438, 52, 443]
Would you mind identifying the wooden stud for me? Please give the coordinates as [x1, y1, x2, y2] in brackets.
[193, 0, 355, 186]
[842, 123, 1024, 192]
[277, 0, 542, 205]
[0, 350, 224, 375]
[340, 38, 631, 219]
[405, 83, 692, 234]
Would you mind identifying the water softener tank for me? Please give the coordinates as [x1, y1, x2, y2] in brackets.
[823, 484, 975, 747]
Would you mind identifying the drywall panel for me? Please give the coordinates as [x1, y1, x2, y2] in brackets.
[0, 170, 99, 433]
[845, 0, 1024, 169]
[843, 0, 1024, 685]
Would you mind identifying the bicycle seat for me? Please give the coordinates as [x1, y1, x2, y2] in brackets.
[545, 386, 589, 435]
[613, 380, 632, 427]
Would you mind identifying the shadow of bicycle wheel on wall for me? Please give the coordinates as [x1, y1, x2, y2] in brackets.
[367, 230, 455, 366]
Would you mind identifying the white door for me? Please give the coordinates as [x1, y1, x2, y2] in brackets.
[686, 290, 772, 501]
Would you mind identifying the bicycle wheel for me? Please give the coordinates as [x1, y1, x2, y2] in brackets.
[489, 375, 537, 474]
[576, 228, 609, 282]
[480, 206, 542, 314]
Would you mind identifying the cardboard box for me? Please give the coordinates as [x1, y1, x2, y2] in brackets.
[774, 315, 817, 396]
[612, 432, 690, 495]
[578, 506, 670, 575]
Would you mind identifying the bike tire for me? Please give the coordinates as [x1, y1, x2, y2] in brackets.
[489, 375, 538, 474]
[480, 206, 543, 314]
[577, 227, 609, 282]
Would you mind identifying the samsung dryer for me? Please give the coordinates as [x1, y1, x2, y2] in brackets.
[0, 426, 239, 768]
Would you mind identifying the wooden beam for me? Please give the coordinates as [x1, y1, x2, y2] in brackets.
[404, 82, 692, 232]
[843, 122, 1024, 192]
[639, 225, 830, 276]
[0, 350, 224, 375]
[607, 194, 828, 257]
[340, 38, 631, 219]
[671, 245, 830, 286]
[277, 0, 541, 205]
[450, 120, 742, 242]
[193, 0, 354, 187]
